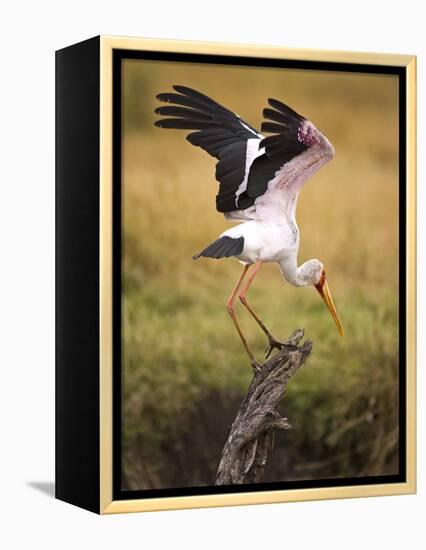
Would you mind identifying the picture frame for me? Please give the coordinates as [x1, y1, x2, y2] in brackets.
[55, 35, 416, 514]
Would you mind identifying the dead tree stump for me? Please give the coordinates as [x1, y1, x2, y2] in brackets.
[215, 329, 312, 485]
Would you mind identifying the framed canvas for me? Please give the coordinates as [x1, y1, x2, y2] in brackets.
[55, 35, 416, 514]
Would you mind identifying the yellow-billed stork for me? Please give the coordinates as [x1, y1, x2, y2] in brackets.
[155, 86, 343, 370]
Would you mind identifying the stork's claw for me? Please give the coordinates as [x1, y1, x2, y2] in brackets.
[250, 359, 263, 372]
[265, 338, 298, 359]
[265, 339, 283, 359]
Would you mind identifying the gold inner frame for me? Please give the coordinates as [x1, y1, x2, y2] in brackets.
[99, 36, 416, 514]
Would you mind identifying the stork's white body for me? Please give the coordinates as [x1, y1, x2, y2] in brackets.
[220, 133, 335, 287]
[222, 219, 299, 264]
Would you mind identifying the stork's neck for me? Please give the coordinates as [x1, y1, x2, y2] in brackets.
[279, 258, 319, 287]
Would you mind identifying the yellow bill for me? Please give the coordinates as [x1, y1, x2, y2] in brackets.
[315, 272, 344, 337]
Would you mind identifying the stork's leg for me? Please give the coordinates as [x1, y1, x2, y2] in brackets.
[238, 262, 291, 358]
[226, 264, 261, 371]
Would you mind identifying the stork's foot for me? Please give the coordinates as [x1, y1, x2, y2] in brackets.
[265, 337, 298, 359]
[250, 358, 263, 372]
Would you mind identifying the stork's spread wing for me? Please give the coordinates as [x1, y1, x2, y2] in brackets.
[155, 88, 334, 217]
[155, 85, 262, 213]
[243, 99, 310, 202]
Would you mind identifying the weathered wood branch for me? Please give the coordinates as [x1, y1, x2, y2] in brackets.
[215, 329, 312, 485]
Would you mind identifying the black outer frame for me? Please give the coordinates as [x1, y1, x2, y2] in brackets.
[55, 38, 407, 514]
[55, 36, 101, 513]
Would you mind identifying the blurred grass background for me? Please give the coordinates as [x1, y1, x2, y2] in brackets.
[121, 59, 399, 490]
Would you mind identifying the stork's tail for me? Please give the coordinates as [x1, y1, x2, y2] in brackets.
[193, 236, 244, 260]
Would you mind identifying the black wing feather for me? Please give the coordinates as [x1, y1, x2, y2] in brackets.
[155, 88, 312, 215]
[260, 121, 291, 134]
[155, 106, 213, 121]
[154, 119, 220, 130]
[262, 107, 293, 125]
[245, 99, 308, 200]
[215, 142, 246, 211]
[156, 92, 210, 112]
[155, 86, 261, 213]
[267, 98, 305, 121]
[173, 85, 232, 111]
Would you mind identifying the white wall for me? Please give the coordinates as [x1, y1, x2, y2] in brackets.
[0, 1, 423, 548]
